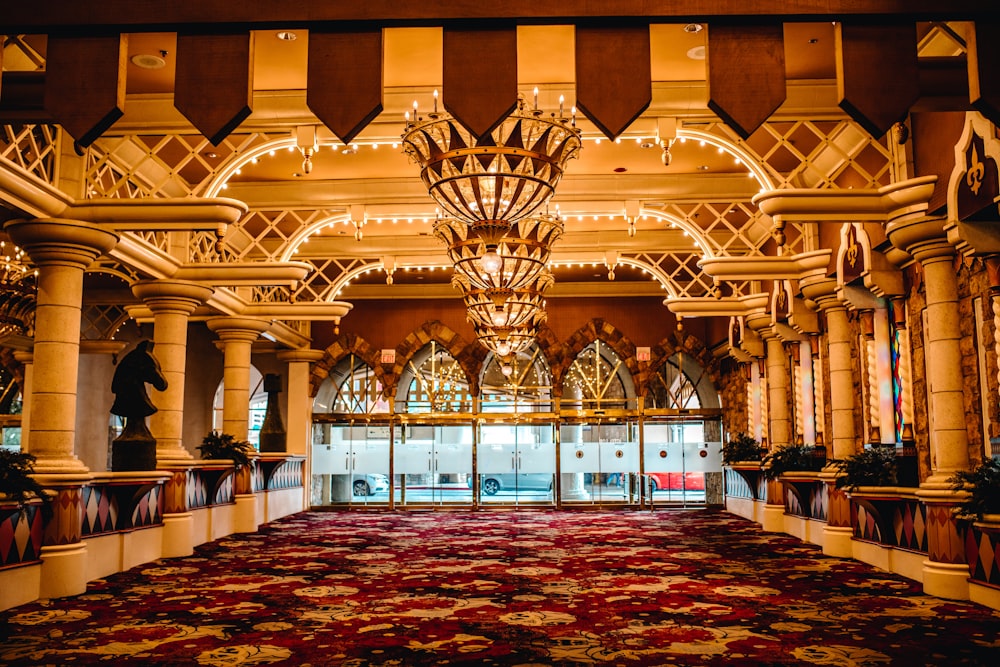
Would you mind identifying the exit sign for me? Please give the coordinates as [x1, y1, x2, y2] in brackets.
[380, 349, 396, 364]
[636, 347, 651, 362]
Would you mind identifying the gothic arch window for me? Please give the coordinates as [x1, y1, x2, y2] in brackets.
[647, 351, 720, 410]
[313, 354, 388, 415]
[563, 340, 635, 411]
[479, 343, 553, 412]
[397, 341, 472, 413]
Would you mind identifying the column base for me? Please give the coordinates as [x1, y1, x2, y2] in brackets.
[761, 503, 785, 532]
[234, 493, 260, 534]
[822, 525, 854, 558]
[161, 511, 194, 558]
[39, 542, 89, 599]
[922, 560, 970, 600]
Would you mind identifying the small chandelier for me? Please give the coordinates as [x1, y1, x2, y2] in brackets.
[435, 213, 564, 291]
[402, 95, 581, 245]
[0, 241, 37, 340]
[474, 317, 545, 359]
[459, 271, 553, 329]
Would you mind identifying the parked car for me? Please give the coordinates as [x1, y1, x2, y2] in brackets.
[353, 473, 390, 496]
[472, 473, 554, 495]
[644, 472, 705, 492]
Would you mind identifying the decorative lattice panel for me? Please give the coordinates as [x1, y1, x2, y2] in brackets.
[1, 124, 60, 186]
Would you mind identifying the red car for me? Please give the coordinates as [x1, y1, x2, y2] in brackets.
[644, 472, 705, 491]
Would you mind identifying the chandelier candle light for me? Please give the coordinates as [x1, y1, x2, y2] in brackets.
[0, 241, 37, 340]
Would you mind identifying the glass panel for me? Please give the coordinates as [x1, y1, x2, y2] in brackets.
[477, 423, 555, 504]
[311, 423, 390, 506]
[394, 423, 473, 506]
[560, 420, 638, 504]
[642, 421, 716, 506]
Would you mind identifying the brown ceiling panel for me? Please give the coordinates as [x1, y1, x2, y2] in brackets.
[43, 34, 126, 147]
[174, 32, 254, 145]
[442, 27, 517, 140]
[576, 25, 651, 140]
[835, 23, 920, 138]
[968, 22, 1000, 126]
[308, 29, 383, 144]
[707, 24, 786, 139]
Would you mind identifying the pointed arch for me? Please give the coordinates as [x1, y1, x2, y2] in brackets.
[553, 319, 640, 400]
[645, 329, 722, 409]
[310, 332, 386, 398]
[393, 321, 480, 398]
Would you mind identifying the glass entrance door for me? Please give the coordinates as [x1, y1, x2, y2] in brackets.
[311, 421, 390, 506]
[559, 418, 638, 504]
[393, 422, 473, 506]
[476, 422, 555, 505]
[642, 420, 718, 506]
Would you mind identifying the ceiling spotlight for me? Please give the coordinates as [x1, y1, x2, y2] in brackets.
[276, 31, 298, 41]
[683, 23, 704, 33]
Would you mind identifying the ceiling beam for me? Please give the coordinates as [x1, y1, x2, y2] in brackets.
[2, 1, 995, 32]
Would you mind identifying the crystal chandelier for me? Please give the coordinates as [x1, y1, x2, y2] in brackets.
[401, 95, 581, 246]
[434, 213, 564, 291]
[0, 240, 37, 340]
[459, 271, 553, 329]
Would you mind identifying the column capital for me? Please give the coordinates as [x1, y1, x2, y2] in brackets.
[885, 215, 953, 263]
[206, 315, 270, 342]
[5, 218, 118, 268]
[133, 279, 214, 315]
[277, 348, 325, 363]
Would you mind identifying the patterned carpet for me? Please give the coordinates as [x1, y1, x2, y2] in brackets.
[2, 509, 1000, 666]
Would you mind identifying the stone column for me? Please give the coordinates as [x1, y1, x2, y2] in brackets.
[6, 219, 117, 472]
[277, 349, 324, 513]
[206, 316, 268, 534]
[803, 279, 858, 558]
[764, 334, 792, 448]
[887, 215, 970, 600]
[132, 280, 214, 463]
[6, 218, 117, 599]
[206, 317, 269, 441]
[277, 349, 324, 455]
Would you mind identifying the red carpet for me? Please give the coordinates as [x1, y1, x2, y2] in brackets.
[2, 509, 999, 665]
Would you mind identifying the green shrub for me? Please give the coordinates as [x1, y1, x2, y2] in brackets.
[949, 458, 1000, 522]
[834, 446, 897, 490]
[721, 432, 765, 464]
[197, 431, 255, 470]
[762, 444, 822, 480]
[0, 449, 51, 509]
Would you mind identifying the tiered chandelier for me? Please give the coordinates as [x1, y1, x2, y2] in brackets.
[0, 241, 37, 340]
[402, 93, 581, 363]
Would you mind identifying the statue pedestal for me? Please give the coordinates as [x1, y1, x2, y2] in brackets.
[112, 435, 158, 471]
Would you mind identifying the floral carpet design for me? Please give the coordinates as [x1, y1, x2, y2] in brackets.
[2, 509, 1000, 665]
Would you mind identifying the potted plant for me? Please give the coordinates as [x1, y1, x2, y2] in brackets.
[834, 446, 897, 491]
[0, 449, 50, 511]
[722, 432, 765, 464]
[949, 457, 1000, 522]
[761, 443, 823, 480]
[197, 431, 255, 470]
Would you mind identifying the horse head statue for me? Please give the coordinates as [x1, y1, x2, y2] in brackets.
[111, 340, 168, 440]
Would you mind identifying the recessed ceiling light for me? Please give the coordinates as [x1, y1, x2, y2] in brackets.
[276, 31, 298, 41]
[684, 23, 703, 33]
[698, 165, 709, 170]
[130, 54, 166, 69]
[614, 167, 628, 173]
[204, 151, 218, 159]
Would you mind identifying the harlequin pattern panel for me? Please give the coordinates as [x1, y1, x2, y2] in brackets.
[784, 486, 805, 517]
[81, 484, 120, 537]
[0, 503, 44, 569]
[724, 469, 753, 499]
[851, 500, 883, 544]
[212, 472, 235, 505]
[252, 460, 265, 493]
[44, 487, 83, 546]
[963, 522, 1000, 587]
[890, 498, 927, 553]
[187, 470, 209, 510]
[163, 471, 188, 514]
[130, 485, 164, 528]
[810, 482, 828, 522]
[267, 459, 304, 490]
[827, 486, 852, 528]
